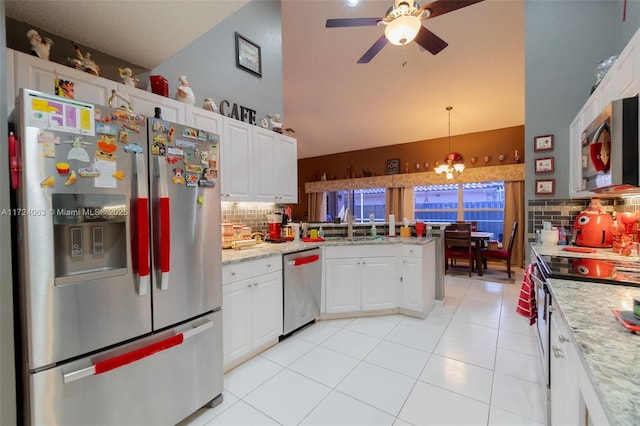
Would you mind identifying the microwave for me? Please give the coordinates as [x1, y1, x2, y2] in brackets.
[580, 96, 638, 193]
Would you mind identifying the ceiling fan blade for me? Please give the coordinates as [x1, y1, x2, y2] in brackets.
[357, 35, 389, 63]
[414, 26, 448, 55]
[418, 0, 484, 20]
[326, 18, 381, 28]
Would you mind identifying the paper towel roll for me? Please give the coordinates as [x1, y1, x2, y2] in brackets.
[388, 214, 396, 236]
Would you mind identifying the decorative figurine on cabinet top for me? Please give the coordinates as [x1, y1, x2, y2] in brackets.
[203, 97, 217, 112]
[69, 42, 100, 76]
[27, 29, 53, 61]
[268, 114, 283, 133]
[260, 117, 269, 129]
[175, 75, 195, 105]
[118, 67, 139, 87]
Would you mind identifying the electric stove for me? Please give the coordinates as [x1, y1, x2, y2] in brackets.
[538, 253, 640, 287]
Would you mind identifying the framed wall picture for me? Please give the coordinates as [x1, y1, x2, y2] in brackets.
[235, 32, 262, 77]
[386, 158, 400, 175]
[534, 134, 554, 152]
[535, 179, 555, 195]
[535, 157, 554, 173]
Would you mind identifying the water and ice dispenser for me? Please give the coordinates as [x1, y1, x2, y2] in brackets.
[52, 194, 128, 285]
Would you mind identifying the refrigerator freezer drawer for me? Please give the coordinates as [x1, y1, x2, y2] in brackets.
[28, 311, 223, 426]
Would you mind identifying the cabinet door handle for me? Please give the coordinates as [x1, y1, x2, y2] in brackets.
[231, 272, 236, 276]
[559, 335, 570, 343]
[247, 283, 252, 288]
[552, 345, 564, 358]
[253, 282, 258, 287]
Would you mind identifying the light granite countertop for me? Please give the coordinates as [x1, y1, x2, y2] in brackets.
[222, 236, 435, 264]
[547, 278, 640, 425]
[532, 244, 640, 423]
[532, 243, 640, 262]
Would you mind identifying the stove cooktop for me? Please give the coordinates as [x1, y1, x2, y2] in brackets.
[539, 254, 640, 287]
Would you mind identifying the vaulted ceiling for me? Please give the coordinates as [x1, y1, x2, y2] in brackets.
[5, 0, 524, 159]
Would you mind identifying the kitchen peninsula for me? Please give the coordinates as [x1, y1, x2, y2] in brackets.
[221, 236, 440, 371]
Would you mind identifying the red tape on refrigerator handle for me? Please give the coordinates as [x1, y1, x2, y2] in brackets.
[159, 197, 170, 273]
[8, 132, 20, 190]
[137, 198, 150, 277]
[94, 333, 184, 375]
[294, 254, 320, 266]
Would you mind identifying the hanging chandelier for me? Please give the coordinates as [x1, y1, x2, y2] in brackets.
[434, 106, 464, 179]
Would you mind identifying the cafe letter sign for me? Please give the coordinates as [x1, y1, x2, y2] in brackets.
[219, 99, 257, 125]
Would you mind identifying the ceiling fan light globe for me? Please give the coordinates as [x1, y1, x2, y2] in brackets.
[384, 15, 421, 46]
[453, 163, 465, 173]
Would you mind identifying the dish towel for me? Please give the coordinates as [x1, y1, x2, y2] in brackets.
[516, 263, 537, 326]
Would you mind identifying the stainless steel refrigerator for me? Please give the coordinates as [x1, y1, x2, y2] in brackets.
[11, 89, 223, 425]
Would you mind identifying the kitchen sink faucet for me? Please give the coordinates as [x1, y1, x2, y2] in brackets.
[345, 207, 354, 239]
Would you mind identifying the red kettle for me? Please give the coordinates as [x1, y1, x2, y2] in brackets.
[571, 199, 613, 248]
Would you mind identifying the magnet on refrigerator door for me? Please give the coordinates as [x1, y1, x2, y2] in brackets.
[152, 135, 167, 156]
[123, 143, 143, 154]
[186, 174, 198, 187]
[172, 168, 185, 185]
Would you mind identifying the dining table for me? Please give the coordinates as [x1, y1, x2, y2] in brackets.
[471, 231, 493, 276]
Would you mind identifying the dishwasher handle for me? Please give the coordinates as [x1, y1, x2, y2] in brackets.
[288, 254, 320, 267]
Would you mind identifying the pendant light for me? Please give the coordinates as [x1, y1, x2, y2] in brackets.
[434, 106, 464, 179]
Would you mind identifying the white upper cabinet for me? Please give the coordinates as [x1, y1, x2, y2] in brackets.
[220, 119, 298, 203]
[9, 48, 298, 204]
[116, 83, 185, 123]
[252, 126, 278, 202]
[6, 49, 16, 116]
[221, 118, 253, 201]
[276, 134, 298, 203]
[569, 27, 640, 198]
[184, 105, 223, 135]
[14, 49, 114, 106]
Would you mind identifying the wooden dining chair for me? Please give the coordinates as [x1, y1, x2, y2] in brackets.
[456, 220, 478, 231]
[444, 227, 475, 277]
[481, 221, 518, 278]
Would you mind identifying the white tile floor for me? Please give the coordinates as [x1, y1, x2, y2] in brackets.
[180, 270, 548, 426]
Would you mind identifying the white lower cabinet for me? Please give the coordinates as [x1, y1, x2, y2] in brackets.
[324, 245, 398, 314]
[323, 242, 437, 317]
[550, 310, 609, 426]
[400, 243, 436, 317]
[222, 256, 282, 371]
[324, 258, 361, 313]
[550, 312, 580, 426]
[360, 257, 397, 311]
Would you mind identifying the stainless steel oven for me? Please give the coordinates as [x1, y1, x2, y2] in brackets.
[531, 254, 553, 425]
[531, 259, 551, 388]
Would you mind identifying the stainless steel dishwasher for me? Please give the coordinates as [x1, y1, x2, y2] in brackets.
[282, 248, 322, 336]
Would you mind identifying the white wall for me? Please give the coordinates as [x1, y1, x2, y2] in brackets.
[152, 0, 283, 126]
[0, 0, 17, 423]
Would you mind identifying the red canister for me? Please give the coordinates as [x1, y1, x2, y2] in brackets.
[150, 75, 168, 97]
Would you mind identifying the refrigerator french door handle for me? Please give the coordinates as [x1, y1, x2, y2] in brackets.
[62, 320, 213, 384]
[157, 156, 171, 290]
[134, 153, 150, 296]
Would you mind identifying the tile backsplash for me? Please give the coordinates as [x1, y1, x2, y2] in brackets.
[221, 202, 280, 232]
[527, 197, 640, 244]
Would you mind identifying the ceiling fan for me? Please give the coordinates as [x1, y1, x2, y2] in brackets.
[326, 0, 484, 63]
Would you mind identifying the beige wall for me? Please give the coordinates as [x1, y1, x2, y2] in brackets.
[293, 125, 524, 220]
